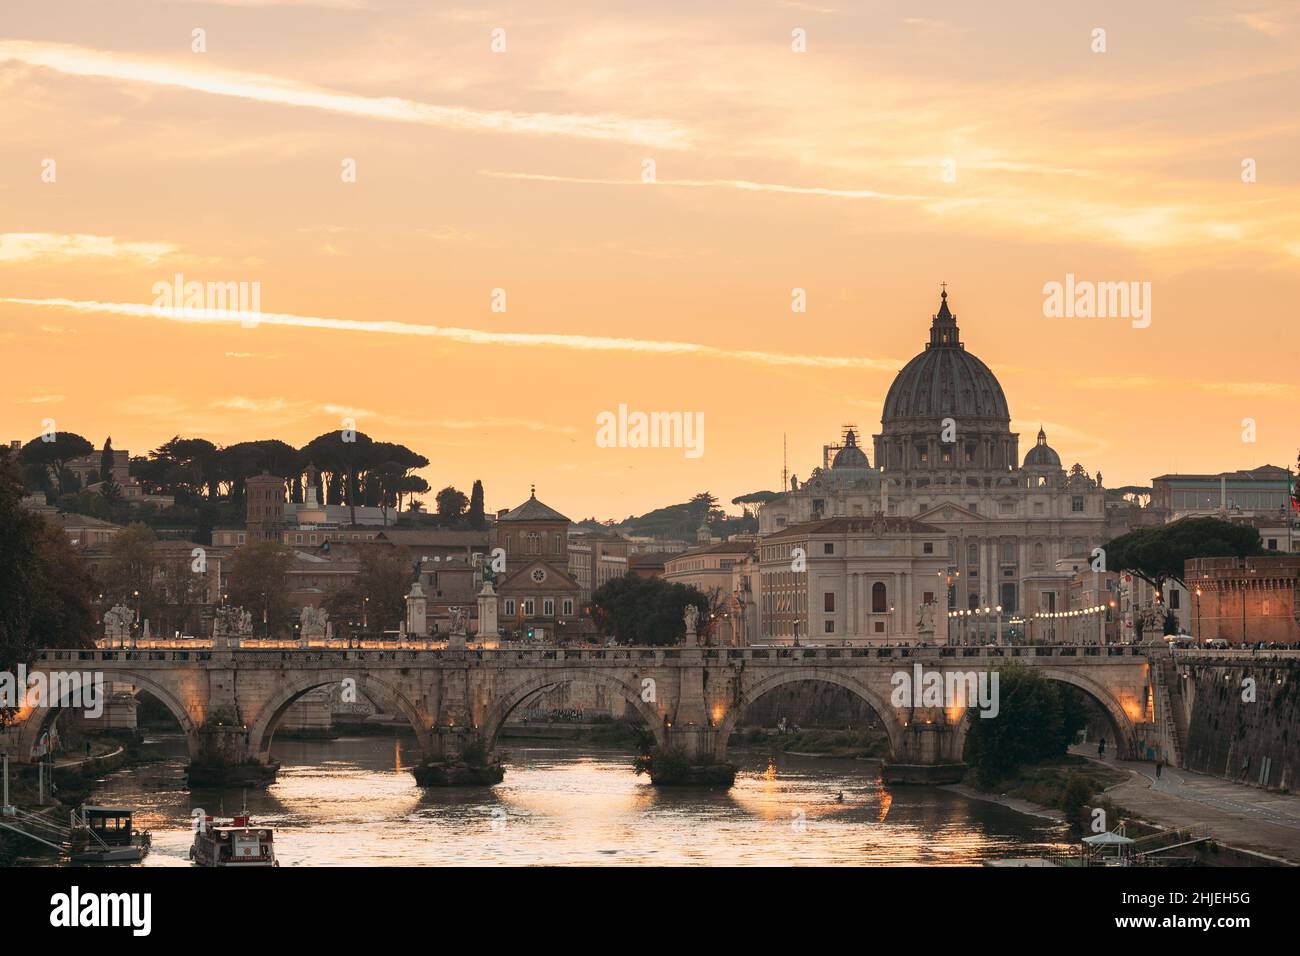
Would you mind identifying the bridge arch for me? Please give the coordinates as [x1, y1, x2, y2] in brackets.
[713, 668, 905, 763]
[480, 669, 667, 751]
[15, 669, 202, 761]
[951, 665, 1140, 761]
[248, 670, 432, 760]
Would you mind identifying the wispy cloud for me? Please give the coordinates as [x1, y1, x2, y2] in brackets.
[0, 40, 690, 149]
[481, 170, 931, 201]
[0, 233, 177, 265]
[211, 396, 378, 419]
[163, 0, 369, 7]
[20, 394, 64, 404]
[435, 417, 578, 434]
[1, 297, 903, 371]
[1075, 374, 1300, 400]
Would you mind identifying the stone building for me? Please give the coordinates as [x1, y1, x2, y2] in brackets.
[759, 290, 1127, 632]
[759, 516, 949, 645]
[567, 530, 631, 603]
[492, 488, 583, 641]
[663, 540, 759, 645]
[1183, 555, 1300, 644]
[244, 472, 285, 543]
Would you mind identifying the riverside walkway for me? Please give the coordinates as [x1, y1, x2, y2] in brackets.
[1069, 744, 1300, 864]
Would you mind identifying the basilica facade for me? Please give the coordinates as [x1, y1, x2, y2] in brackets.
[758, 290, 1131, 641]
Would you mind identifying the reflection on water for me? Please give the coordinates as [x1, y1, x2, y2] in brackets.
[29, 733, 1072, 866]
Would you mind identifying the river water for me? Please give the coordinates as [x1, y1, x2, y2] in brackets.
[35, 734, 1073, 866]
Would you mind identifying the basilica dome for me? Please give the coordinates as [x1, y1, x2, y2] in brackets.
[1023, 428, 1062, 468]
[831, 429, 870, 468]
[880, 290, 1011, 428]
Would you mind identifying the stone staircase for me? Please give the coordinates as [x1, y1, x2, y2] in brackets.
[1152, 657, 1186, 767]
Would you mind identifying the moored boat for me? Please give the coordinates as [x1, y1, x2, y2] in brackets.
[189, 807, 278, 867]
[68, 806, 152, 863]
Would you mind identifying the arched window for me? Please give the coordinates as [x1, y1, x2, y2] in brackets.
[871, 582, 887, 613]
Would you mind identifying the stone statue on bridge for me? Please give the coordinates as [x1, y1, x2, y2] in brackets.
[683, 604, 700, 647]
[214, 605, 253, 648]
[916, 600, 936, 637]
[299, 605, 329, 643]
[102, 604, 133, 646]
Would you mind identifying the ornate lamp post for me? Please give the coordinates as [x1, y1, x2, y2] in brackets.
[938, 568, 960, 644]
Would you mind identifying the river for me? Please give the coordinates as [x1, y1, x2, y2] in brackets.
[31, 733, 1074, 866]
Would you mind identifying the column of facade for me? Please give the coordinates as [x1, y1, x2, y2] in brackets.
[842, 572, 852, 639]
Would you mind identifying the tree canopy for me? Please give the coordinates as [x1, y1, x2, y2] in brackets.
[1103, 516, 1265, 589]
[18, 431, 93, 497]
[962, 665, 1088, 788]
[0, 448, 95, 723]
[591, 574, 710, 646]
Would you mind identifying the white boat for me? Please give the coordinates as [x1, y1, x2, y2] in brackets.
[189, 806, 278, 867]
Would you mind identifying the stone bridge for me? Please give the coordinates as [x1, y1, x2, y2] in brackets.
[6, 643, 1160, 785]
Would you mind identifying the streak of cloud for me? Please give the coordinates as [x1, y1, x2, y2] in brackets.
[1, 297, 903, 371]
[0, 40, 691, 149]
[0, 233, 177, 264]
[481, 170, 932, 201]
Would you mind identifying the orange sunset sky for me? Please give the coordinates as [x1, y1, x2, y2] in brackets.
[2, 0, 1298, 520]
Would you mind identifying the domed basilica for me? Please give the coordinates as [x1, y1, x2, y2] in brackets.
[758, 290, 1128, 640]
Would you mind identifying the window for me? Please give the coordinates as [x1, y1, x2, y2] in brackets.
[1169, 590, 1180, 610]
[824, 592, 835, 612]
[872, 582, 887, 613]
[504, 599, 515, 616]
[1267, 539, 1278, 550]
[1000, 541, 1015, 563]
[923, 542, 934, 554]
[824, 542, 834, 555]
[824, 620, 834, 634]
[523, 599, 535, 615]
[562, 599, 573, 616]
[543, 598, 555, 616]
[1072, 496, 1084, 512]
[941, 448, 952, 463]
[1000, 583, 1017, 614]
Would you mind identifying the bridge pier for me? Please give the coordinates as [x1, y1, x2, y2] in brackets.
[186, 722, 279, 788]
[411, 727, 505, 786]
[880, 717, 966, 785]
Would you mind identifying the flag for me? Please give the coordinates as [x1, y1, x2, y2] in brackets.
[1291, 469, 1300, 513]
